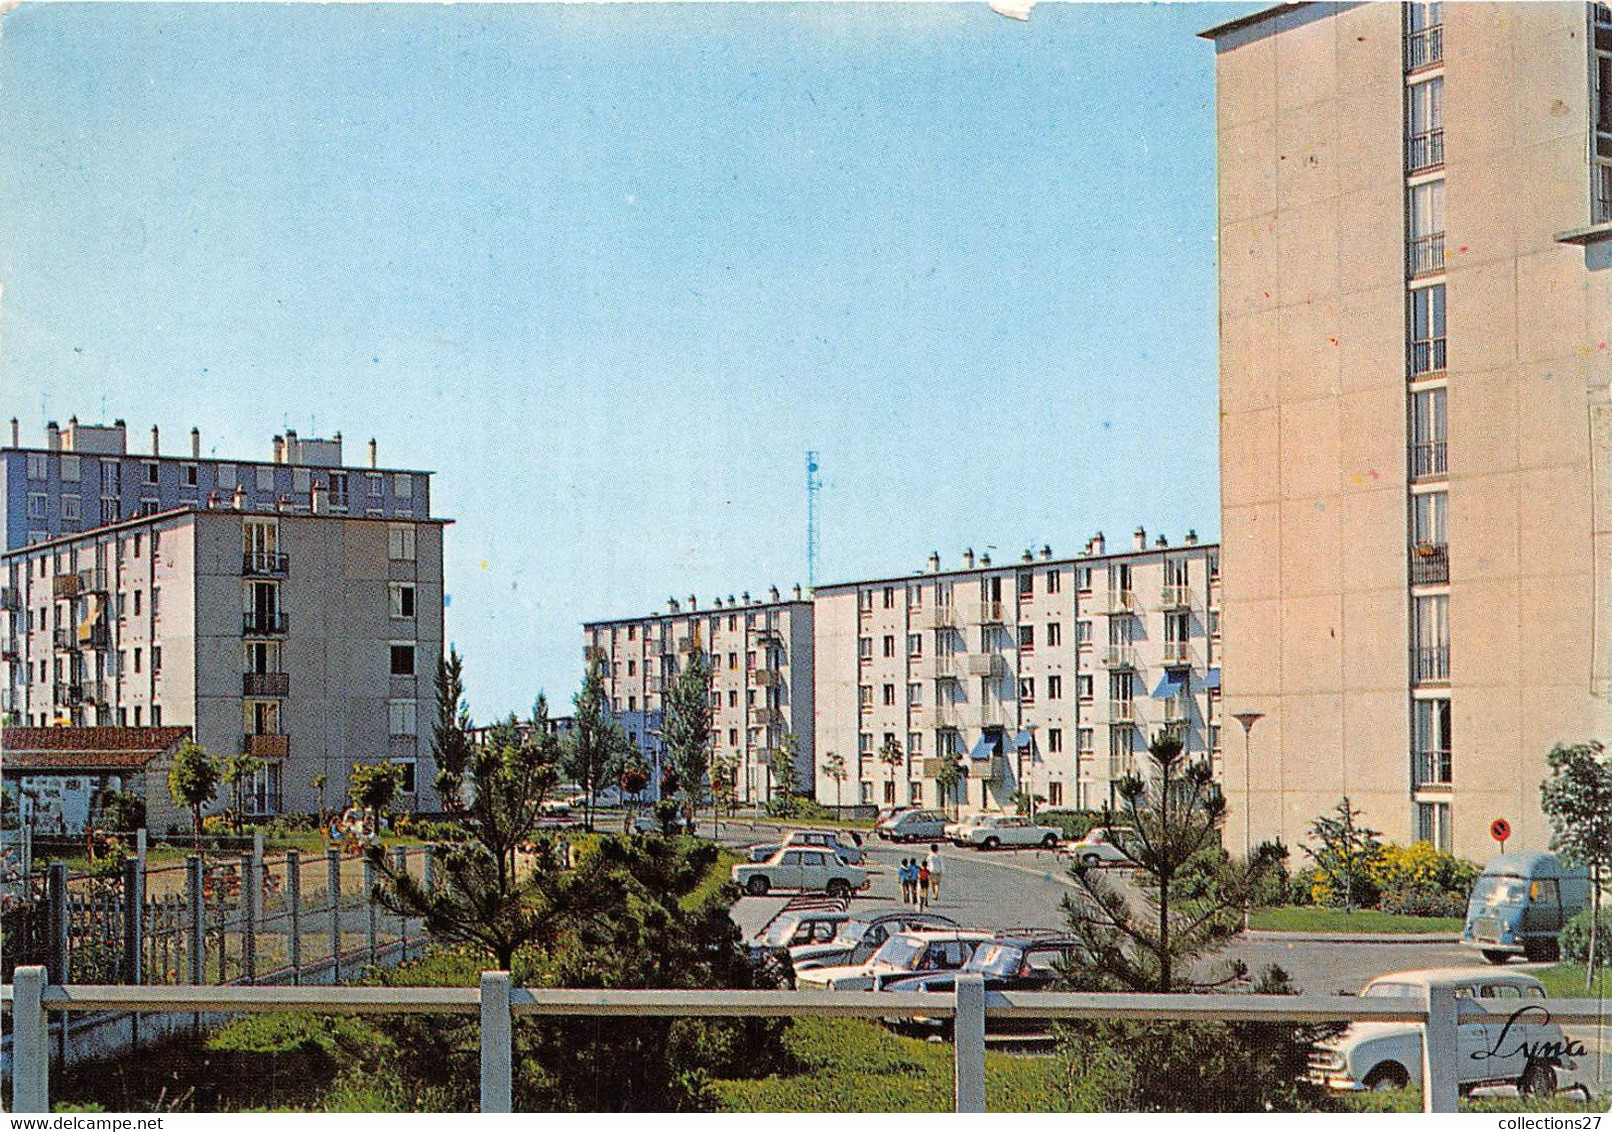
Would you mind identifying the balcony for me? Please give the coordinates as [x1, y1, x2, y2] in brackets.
[1405, 23, 1442, 72]
[1597, 164, 1612, 226]
[1, 639, 18, 662]
[1409, 337, 1447, 377]
[1108, 700, 1138, 726]
[243, 671, 290, 697]
[925, 705, 957, 730]
[77, 568, 108, 593]
[1409, 544, 1449, 586]
[52, 575, 82, 599]
[76, 622, 108, 650]
[752, 707, 784, 729]
[584, 645, 607, 663]
[1408, 232, 1445, 278]
[1159, 585, 1193, 611]
[963, 653, 1009, 678]
[933, 655, 959, 680]
[1406, 129, 1444, 174]
[1411, 441, 1447, 481]
[1105, 590, 1137, 615]
[978, 601, 1004, 625]
[53, 682, 84, 707]
[0, 586, 19, 611]
[242, 551, 289, 578]
[1161, 695, 1192, 725]
[677, 637, 702, 654]
[1161, 641, 1192, 668]
[243, 610, 288, 636]
[1412, 645, 1450, 684]
[1414, 749, 1453, 791]
[1100, 645, 1138, 670]
[752, 667, 782, 687]
[243, 733, 290, 759]
[929, 606, 958, 629]
[52, 628, 76, 651]
[752, 624, 782, 643]
[966, 755, 1004, 780]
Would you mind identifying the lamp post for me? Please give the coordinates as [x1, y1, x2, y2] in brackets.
[1232, 711, 1264, 930]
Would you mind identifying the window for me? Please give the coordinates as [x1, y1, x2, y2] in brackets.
[1414, 698, 1452, 786]
[1078, 674, 1094, 703]
[1047, 728, 1063, 753]
[908, 731, 922, 753]
[859, 685, 873, 708]
[27, 453, 48, 480]
[60, 455, 79, 482]
[728, 690, 738, 707]
[1409, 285, 1446, 376]
[1018, 573, 1033, 597]
[1047, 781, 1064, 807]
[1411, 387, 1447, 478]
[182, 463, 198, 489]
[1404, 1, 1442, 71]
[1411, 492, 1449, 584]
[390, 643, 416, 676]
[882, 586, 895, 609]
[1046, 622, 1061, 647]
[393, 759, 417, 794]
[26, 493, 45, 519]
[729, 729, 739, 746]
[1407, 180, 1445, 277]
[256, 465, 275, 491]
[1046, 570, 1061, 594]
[388, 525, 416, 561]
[626, 659, 636, 677]
[858, 589, 873, 612]
[1597, 19, 1612, 221]
[908, 781, 923, 806]
[1018, 624, 1034, 652]
[859, 732, 872, 754]
[728, 652, 738, 670]
[367, 472, 384, 499]
[1019, 677, 1035, 703]
[327, 471, 348, 508]
[883, 683, 896, 706]
[216, 464, 236, 490]
[907, 682, 922, 706]
[1415, 800, 1451, 852]
[61, 495, 80, 521]
[883, 635, 895, 658]
[102, 460, 122, 495]
[860, 781, 874, 804]
[389, 699, 418, 736]
[1076, 620, 1093, 646]
[1406, 77, 1443, 172]
[152, 646, 162, 674]
[143, 461, 159, 485]
[394, 473, 413, 499]
[1078, 728, 1094, 757]
[133, 647, 142, 674]
[1413, 594, 1449, 682]
[858, 637, 872, 661]
[1047, 674, 1063, 700]
[133, 590, 142, 616]
[133, 706, 142, 726]
[1076, 566, 1092, 593]
[907, 633, 922, 656]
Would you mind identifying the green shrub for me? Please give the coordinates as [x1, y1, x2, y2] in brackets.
[764, 795, 833, 822]
[1370, 841, 1479, 898]
[1039, 810, 1107, 841]
[410, 819, 471, 843]
[1378, 882, 1466, 918]
[1560, 904, 1612, 966]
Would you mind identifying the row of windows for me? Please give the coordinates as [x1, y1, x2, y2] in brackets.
[854, 560, 1218, 611]
[24, 452, 419, 499]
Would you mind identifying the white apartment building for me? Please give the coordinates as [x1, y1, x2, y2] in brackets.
[812, 532, 1221, 816]
[582, 587, 815, 804]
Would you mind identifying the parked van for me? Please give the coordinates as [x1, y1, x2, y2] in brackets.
[1461, 850, 1589, 963]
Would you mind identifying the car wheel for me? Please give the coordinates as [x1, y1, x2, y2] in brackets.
[1363, 1063, 1409, 1092]
[1481, 949, 1512, 965]
[1082, 853, 1102, 867]
[826, 879, 851, 898]
[982, 836, 1000, 851]
[1041, 834, 1059, 848]
[745, 876, 771, 897]
[1519, 1060, 1557, 1099]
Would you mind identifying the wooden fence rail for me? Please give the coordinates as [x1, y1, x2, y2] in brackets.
[9, 968, 1603, 1114]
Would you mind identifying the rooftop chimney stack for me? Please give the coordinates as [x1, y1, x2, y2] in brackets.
[284, 429, 298, 464]
[1093, 531, 1106, 554]
[1133, 527, 1146, 551]
[46, 421, 60, 451]
[151, 425, 160, 456]
[1022, 549, 1034, 563]
[1041, 544, 1053, 560]
[668, 597, 680, 613]
[963, 547, 975, 569]
[688, 595, 698, 611]
[272, 435, 285, 464]
[1184, 529, 1199, 546]
[927, 551, 941, 573]
[1156, 535, 1168, 548]
[191, 428, 200, 458]
[980, 552, 992, 567]
[10, 418, 18, 447]
[769, 585, 780, 602]
[369, 439, 378, 468]
[793, 583, 803, 600]
[741, 591, 751, 605]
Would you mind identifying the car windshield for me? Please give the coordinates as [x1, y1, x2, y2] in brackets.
[1362, 981, 1422, 999]
[966, 944, 1023, 977]
[870, 936, 927, 969]
[760, 916, 804, 948]
[1471, 875, 1529, 907]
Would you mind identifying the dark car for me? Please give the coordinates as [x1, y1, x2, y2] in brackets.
[881, 932, 1080, 1036]
[788, 910, 960, 972]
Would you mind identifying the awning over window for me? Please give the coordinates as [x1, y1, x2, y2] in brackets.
[967, 735, 995, 760]
[1151, 672, 1184, 699]
[1011, 729, 1034, 751]
[1205, 668, 1222, 690]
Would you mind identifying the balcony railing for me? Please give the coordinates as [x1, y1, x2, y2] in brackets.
[979, 601, 1004, 625]
[752, 623, 781, 642]
[751, 667, 782, 687]
[929, 606, 958, 629]
[243, 733, 290, 759]
[933, 655, 960, 680]
[1596, 164, 1612, 225]
[1106, 590, 1137, 615]
[1408, 232, 1445, 278]
[1409, 543, 1449, 585]
[243, 611, 288, 635]
[52, 575, 81, 599]
[1161, 695, 1192, 725]
[1406, 129, 1444, 174]
[77, 568, 108, 593]
[644, 638, 665, 656]
[1109, 700, 1137, 725]
[1414, 749, 1453, 790]
[0, 585, 19, 610]
[964, 653, 1009, 678]
[1409, 336, 1447, 376]
[752, 707, 784, 729]
[242, 551, 289, 577]
[52, 628, 75, 651]
[1159, 584, 1192, 611]
[76, 622, 108, 650]
[243, 671, 291, 697]
[1411, 440, 1447, 480]
[1100, 645, 1138, 670]
[1405, 23, 1442, 71]
[52, 682, 84, 707]
[925, 705, 957, 730]
[1412, 645, 1450, 684]
[1161, 641, 1192, 668]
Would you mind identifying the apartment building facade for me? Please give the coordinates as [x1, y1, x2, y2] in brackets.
[582, 587, 815, 805]
[2, 417, 430, 552]
[1, 421, 447, 817]
[812, 534, 1221, 816]
[1206, 2, 1612, 858]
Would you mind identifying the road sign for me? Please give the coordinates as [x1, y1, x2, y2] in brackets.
[1490, 818, 1511, 851]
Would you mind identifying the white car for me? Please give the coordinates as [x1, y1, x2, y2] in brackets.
[947, 814, 1061, 850]
[1308, 968, 1579, 1097]
[795, 928, 995, 991]
[731, 847, 869, 898]
[745, 829, 866, 866]
[1065, 826, 1136, 866]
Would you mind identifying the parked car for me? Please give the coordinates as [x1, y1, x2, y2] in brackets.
[750, 909, 853, 955]
[790, 910, 960, 971]
[795, 928, 995, 991]
[731, 847, 869, 897]
[745, 829, 866, 865]
[1307, 968, 1580, 1097]
[1064, 826, 1137, 867]
[1462, 851, 1591, 964]
[947, 814, 1062, 850]
[883, 932, 1082, 1035]
[631, 811, 688, 835]
[877, 809, 951, 843]
[538, 798, 573, 817]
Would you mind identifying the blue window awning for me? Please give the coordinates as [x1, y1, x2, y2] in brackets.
[1152, 672, 1185, 699]
[967, 735, 994, 760]
[1011, 729, 1034, 751]
[1205, 668, 1222, 690]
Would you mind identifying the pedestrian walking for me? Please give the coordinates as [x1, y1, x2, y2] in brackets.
[916, 860, 930, 909]
[899, 858, 915, 904]
[924, 844, 944, 903]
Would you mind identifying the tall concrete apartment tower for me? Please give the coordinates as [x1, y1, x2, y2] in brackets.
[1205, 2, 1612, 858]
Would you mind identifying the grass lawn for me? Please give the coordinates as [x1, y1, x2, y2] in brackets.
[1534, 962, 1612, 998]
[1249, 905, 1464, 934]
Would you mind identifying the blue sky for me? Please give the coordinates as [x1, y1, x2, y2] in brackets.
[1, 2, 1252, 719]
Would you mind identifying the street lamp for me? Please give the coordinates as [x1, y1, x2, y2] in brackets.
[1232, 711, 1264, 930]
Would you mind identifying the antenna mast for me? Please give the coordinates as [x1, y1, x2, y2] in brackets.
[806, 450, 821, 590]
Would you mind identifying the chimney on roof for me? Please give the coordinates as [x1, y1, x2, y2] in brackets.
[272, 435, 285, 464]
[668, 597, 680, 613]
[285, 429, 298, 464]
[1133, 527, 1146, 551]
[980, 552, 992, 567]
[1184, 529, 1199, 546]
[766, 585, 778, 603]
[927, 551, 940, 573]
[10, 418, 18, 447]
[1093, 531, 1106, 554]
[1021, 549, 1033, 563]
[688, 595, 697, 611]
[150, 425, 160, 456]
[46, 421, 60, 451]
[1156, 535, 1168, 548]
[368, 438, 378, 469]
[232, 484, 245, 510]
[191, 427, 200, 458]
[963, 547, 975, 570]
[1040, 544, 1052, 561]
[741, 591, 751, 605]
[793, 583, 802, 600]
[69, 415, 78, 428]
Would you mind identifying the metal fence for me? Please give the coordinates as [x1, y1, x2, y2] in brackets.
[7, 968, 1607, 1114]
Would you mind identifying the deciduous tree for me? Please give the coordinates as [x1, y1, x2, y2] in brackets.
[1302, 797, 1383, 914]
[662, 648, 713, 832]
[1541, 739, 1612, 987]
[167, 739, 222, 843]
[823, 751, 847, 817]
[565, 662, 631, 832]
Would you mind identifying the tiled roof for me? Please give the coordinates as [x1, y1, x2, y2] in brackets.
[1, 726, 192, 770]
